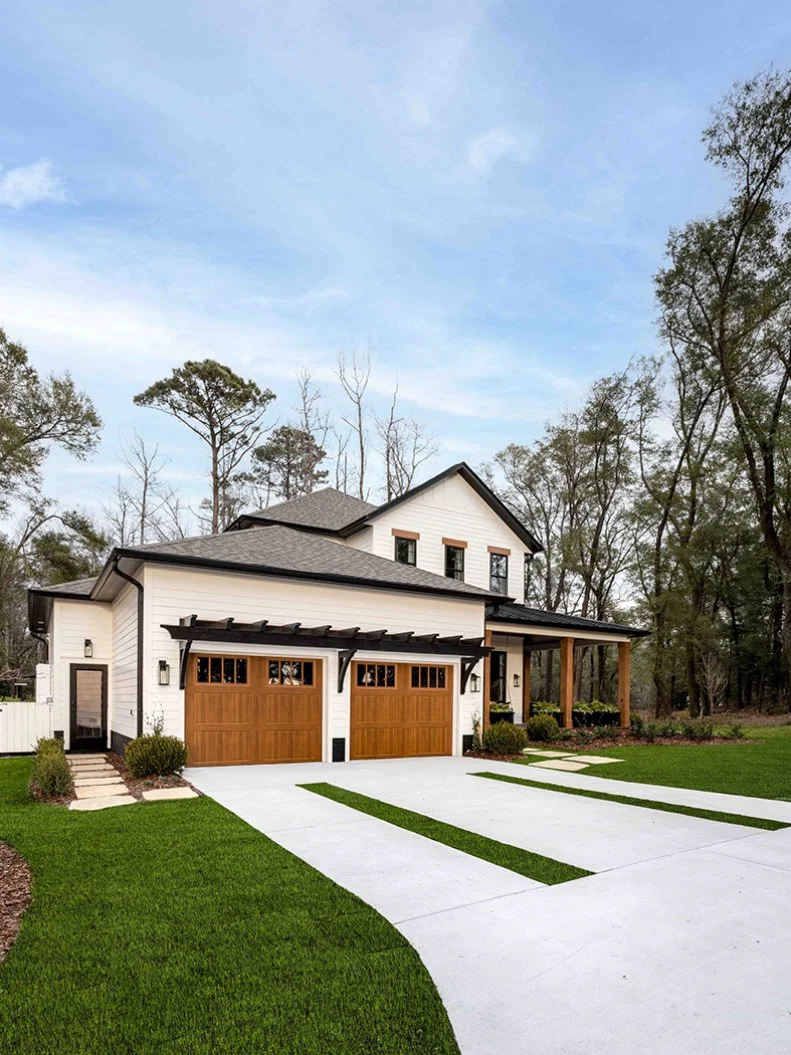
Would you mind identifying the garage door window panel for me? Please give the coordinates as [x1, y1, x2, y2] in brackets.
[196, 655, 248, 686]
[356, 663, 396, 688]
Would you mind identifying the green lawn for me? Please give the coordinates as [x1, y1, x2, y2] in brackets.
[517, 724, 791, 802]
[473, 771, 788, 829]
[0, 758, 458, 1055]
[301, 782, 591, 885]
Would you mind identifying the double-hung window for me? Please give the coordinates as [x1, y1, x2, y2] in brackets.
[444, 544, 465, 581]
[489, 550, 509, 594]
[393, 531, 418, 565]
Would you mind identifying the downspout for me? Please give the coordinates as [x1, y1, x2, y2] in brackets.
[113, 562, 145, 738]
[30, 631, 48, 663]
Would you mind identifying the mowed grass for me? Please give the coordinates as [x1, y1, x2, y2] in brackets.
[301, 782, 591, 885]
[0, 758, 458, 1055]
[473, 771, 789, 830]
[517, 723, 791, 802]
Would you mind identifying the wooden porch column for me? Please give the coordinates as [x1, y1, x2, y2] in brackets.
[522, 643, 531, 722]
[559, 636, 574, 730]
[482, 629, 492, 732]
[618, 641, 631, 728]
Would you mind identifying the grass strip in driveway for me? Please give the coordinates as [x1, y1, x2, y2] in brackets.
[0, 757, 459, 1055]
[472, 771, 789, 830]
[300, 782, 591, 885]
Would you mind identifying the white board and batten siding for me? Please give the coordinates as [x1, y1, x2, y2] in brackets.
[349, 472, 529, 601]
[143, 563, 487, 759]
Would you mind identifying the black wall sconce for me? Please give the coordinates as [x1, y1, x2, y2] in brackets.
[158, 660, 171, 686]
[513, 673, 521, 688]
[84, 638, 93, 658]
[469, 672, 481, 693]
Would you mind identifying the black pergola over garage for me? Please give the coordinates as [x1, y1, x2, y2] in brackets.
[161, 616, 490, 692]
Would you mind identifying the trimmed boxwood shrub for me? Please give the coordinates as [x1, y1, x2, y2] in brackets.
[482, 722, 528, 755]
[525, 714, 561, 742]
[28, 736, 72, 798]
[125, 733, 188, 778]
[531, 700, 620, 728]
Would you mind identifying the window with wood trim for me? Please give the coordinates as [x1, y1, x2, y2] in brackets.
[410, 665, 447, 689]
[356, 663, 396, 688]
[196, 656, 248, 685]
[394, 536, 417, 565]
[444, 544, 465, 581]
[489, 552, 509, 594]
[267, 659, 314, 686]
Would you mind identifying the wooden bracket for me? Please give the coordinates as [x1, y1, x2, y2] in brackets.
[179, 639, 193, 690]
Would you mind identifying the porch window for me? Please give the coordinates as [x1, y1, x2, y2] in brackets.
[489, 553, 509, 594]
[490, 650, 507, 704]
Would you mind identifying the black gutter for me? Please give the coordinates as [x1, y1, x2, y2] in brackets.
[113, 563, 145, 738]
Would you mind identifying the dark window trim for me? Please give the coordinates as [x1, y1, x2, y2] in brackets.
[394, 536, 417, 566]
[444, 544, 465, 582]
[489, 552, 509, 594]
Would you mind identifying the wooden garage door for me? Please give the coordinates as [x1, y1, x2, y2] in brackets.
[350, 661, 453, 760]
[186, 655, 322, 766]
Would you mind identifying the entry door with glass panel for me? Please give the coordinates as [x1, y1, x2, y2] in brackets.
[70, 664, 107, 751]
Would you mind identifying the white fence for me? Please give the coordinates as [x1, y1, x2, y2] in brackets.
[0, 665, 56, 754]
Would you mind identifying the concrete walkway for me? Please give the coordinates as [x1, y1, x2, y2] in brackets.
[188, 757, 791, 1055]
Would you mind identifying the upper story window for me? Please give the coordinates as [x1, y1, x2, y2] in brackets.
[443, 539, 466, 581]
[489, 548, 510, 594]
[393, 529, 418, 566]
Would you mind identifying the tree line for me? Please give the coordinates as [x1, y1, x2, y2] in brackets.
[2, 68, 791, 716]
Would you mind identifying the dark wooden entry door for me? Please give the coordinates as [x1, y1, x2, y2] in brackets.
[70, 664, 108, 751]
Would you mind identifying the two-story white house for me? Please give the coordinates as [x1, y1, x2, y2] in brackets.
[27, 463, 647, 765]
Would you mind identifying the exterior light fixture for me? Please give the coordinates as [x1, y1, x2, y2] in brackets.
[513, 673, 521, 688]
[469, 672, 481, 693]
[84, 639, 93, 658]
[158, 660, 171, 686]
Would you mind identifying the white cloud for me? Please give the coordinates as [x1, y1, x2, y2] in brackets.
[0, 159, 66, 209]
[466, 126, 530, 175]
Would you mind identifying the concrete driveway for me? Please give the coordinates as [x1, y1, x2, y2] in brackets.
[188, 757, 791, 1055]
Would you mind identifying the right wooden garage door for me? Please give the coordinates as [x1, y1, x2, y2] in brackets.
[350, 661, 453, 760]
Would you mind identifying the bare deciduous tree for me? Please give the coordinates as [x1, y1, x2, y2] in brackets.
[337, 350, 371, 500]
[375, 385, 438, 500]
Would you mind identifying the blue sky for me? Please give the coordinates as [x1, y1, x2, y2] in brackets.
[1, 0, 789, 516]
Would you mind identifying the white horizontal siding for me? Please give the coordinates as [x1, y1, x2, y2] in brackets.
[350, 473, 528, 601]
[111, 584, 138, 741]
[51, 599, 113, 749]
[144, 564, 486, 758]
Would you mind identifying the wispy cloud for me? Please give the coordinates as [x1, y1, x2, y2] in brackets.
[466, 127, 531, 175]
[0, 159, 65, 209]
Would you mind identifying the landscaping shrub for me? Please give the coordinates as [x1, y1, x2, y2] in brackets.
[28, 737, 71, 798]
[481, 722, 528, 755]
[640, 722, 659, 743]
[721, 723, 745, 740]
[682, 721, 714, 741]
[531, 700, 619, 728]
[525, 714, 561, 742]
[630, 713, 645, 734]
[125, 732, 188, 777]
[658, 721, 679, 738]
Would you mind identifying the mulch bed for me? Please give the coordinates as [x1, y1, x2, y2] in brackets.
[0, 842, 31, 961]
[106, 753, 200, 800]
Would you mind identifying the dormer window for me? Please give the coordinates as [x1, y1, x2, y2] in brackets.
[488, 547, 510, 594]
[393, 529, 419, 565]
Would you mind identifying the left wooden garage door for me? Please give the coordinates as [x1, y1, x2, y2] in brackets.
[185, 655, 323, 766]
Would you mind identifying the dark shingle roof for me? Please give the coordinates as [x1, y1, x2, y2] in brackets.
[116, 524, 501, 600]
[486, 602, 649, 637]
[237, 488, 377, 533]
[33, 576, 98, 597]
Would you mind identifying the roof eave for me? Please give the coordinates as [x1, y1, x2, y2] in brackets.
[106, 547, 507, 603]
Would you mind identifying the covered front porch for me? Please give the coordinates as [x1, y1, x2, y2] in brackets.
[483, 603, 650, 731]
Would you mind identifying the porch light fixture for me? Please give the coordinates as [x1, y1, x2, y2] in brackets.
[469, 672, 481, 693]
[513, 674, 521, 688]
[158, 660, 171, 687]
[83, 638, 93, 658]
